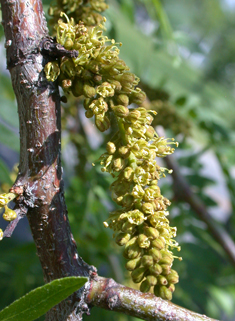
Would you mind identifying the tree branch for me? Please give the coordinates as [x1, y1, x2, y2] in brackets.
[164, 155, 235, 266]
[86, 275, 219, 321]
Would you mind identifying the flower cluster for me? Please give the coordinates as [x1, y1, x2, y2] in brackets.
[100, 107, 180, 300]
[49, 0, 108, 28]
[47, 0, 181, 300]
[0, 192, 18, 240]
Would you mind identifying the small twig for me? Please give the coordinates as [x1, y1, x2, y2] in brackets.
[164, 155, 235, 266]
[3, 206, 28, 238]
[86, 276, 219, 321]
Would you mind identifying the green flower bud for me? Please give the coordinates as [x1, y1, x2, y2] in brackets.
[158, 275, 168, 286]
[123, 167, 134, 181]
[85, 110, 94, 118]
[83, 83, 96, 98]
[149, 263, 162, 276]
[124, 243, 141, 260]
[115, 232, 131, 246]
[93, 74, 103, 84]
[159, 252, 173, 265]
[125, 257, 141, 271]
[64, 37, 74, 50]
[146, 275, 157, 286]
[140, 279, 151, 293]
[145, 126, 155, 139]
[106, 142, 116, 154]
[0, 193, 17, 206]
[118, 146, 130, 158]
[132, 184, 145, 199]
[95, 115, 110, 132]
[113, 158, 125, 172]
[141, 255, 153, 267]
[159, 285, 172, 300]
[149, 248, 162, 262]
[144, 227, 159, 240]
[62, 79, 72, 89]
[137, 234, 150, 248]
[142, 202, 155, 215]
[3, 206, 17, 221]
[82, 69, 93, 81]
[116, 94, 129, 106]
[127, 110, 141, 122]
[168, 284, 175, 293]
[131, 267, 146, 283]
[112, 105, 129, 118]
[130, 90, 146, 105]
[167, 270, 179, 284]
[121, 221, 134, 233]
[72, 78, 84, 97]
[118, 72, 135, 85]
[44, 61, 60, 82]
[151, 238, 165, 250]
[121, 194, 134, 208]
[161, 264, 171, 275]
[109, 80, 122, 91]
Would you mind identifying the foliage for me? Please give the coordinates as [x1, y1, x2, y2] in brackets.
[0, 0, 235, 320]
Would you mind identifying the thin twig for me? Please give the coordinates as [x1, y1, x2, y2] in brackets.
[164, 155, 235, 266]
[86, 276, 219, 321]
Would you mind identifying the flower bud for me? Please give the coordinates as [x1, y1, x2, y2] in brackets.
[119, 72, 135, 85]
[131, 267, 146, 283]
[118, 146, 130, 158]
[168, 284, 175, 293]
[85, 110, 94, 118]
[125, 257, 141, 271]
[149, 248, 162, 262]
[95, 115, 110, 132]
[115, 232, 131, 246]
[145, 126, 155, 139]
[149, 263, 162, 276]
[123, 167, 134, 181]
[144, 227, 159, 240]
[159, 285, 172, 300]
[64, 37, 74, 50]
[142, 202, 154, 215]
[158, 275, 168, 286]
[72, 78, 84, 97]
[121, 221, 134, 233]
[141, 255, 153, 267]
[0, 193, 17, 206]
[140, 280, 151, 293]
[93, 74, 103, 84]
[83, 83, 96, 98]
[159, 253, 173, 265]
[127, 110, 141, 122]
[44, 62, 60, 82]
[3, 206, 17, 221]
[167, 270, 179, 284]
[130, 90, 146, 105]
[137, 234, 150, 248]
[106, 142, 116, 154]
[116, 94, 129, 107]
[161, 264, 172, 275]
[62, 79, 72, 89]
[151, 238, 165, 250]
[113, 158, 125, 172]
[112, 105, 129, 118]
[121, 194, 134, 208]
[146, 275, 157, 286]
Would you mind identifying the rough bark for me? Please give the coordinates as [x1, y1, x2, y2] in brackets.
[1, 1, 92, 320]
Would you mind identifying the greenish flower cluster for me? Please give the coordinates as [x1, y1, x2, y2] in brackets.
[47, 0, 181, 300]
[0, 192, 18, 240]
[49, 0, 108, 28]
[101, 107, 180, 300]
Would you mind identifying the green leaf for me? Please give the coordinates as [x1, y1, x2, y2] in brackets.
[0, 124, 19, 152]
[0, 276, 87, 321]
[0, 159, 12, 185]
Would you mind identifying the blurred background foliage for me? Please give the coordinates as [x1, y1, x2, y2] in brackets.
[0, 0, 235, 320]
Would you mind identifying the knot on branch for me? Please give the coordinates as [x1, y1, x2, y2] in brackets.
[40, 37, 78, 59]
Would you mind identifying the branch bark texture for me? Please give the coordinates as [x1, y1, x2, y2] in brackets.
[0, 1, 222, 321]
